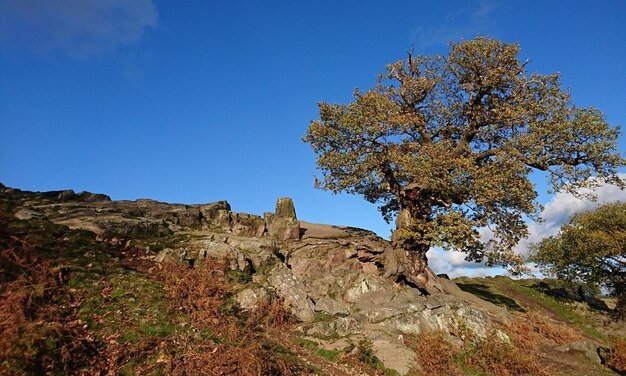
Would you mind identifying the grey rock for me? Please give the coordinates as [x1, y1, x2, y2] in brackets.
[313, 297, 351, 316]
[58, 189, 76, 201]
[230, 213, 266, 237]
[555, 341, 601, 364]
[77, 191, 111, 202]
[438, 277, 511, 324]
[275, 197, 297, 219]
[368, 332, 417, 375]
[155, 248, 187, 263]
[265, 214, 300, 241]
[267, 264, 315, 322]
[307, 316, 361, 338]
[194, 239, 234, 260]
[14, 208, 46, 220]
[199, 201, 232, 229]
[2, 184, 514, 375]
[235, 287, 270, 310]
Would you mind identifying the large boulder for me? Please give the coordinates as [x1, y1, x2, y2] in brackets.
[275, 197, 297, 219]
[235, 287, 271, 310]
[14, 208, 47, 221]
[230, 213, 266, 237]
[77, 191, 111, 202]
[267, 264, 315, 322]
[199, 201, 232, 230]
[266, 214, 300, 242]
[265, 197, 300, 241]
[2, 184, 514, 376]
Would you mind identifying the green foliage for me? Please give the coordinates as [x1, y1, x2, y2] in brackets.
[315, 348, 340, 362]
[225, 269, 253, 284]
[530, 202, 626, 293]
[356, 340, 383, 367]
[296, 337, 319, 350]
[304, 36, 624, 272]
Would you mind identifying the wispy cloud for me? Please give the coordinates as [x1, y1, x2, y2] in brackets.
[429, 174, 626, 278]
[411, 0, 498, 50]
[0, 0, 158, 57]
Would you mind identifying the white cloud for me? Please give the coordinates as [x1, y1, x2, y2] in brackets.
[428, 247, 505, 278]
[515, 174, 626, 256]
[411, 0, 498, 49]
[428, 174, 626, 277]
[0, 0, 158, 57]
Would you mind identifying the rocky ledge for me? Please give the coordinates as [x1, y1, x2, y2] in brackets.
[1, 185, 510, 374]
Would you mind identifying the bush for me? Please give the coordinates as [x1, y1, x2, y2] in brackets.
[605, 336, 626, 374]
[0, 220, 96, 373]
[413, 331, 463, 376]
[155, 259, 303, 375]
[411, 311, 580, 376]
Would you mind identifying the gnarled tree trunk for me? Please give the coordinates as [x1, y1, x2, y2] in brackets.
[391, 206, 443, 295]
[614, 287, 625, 322]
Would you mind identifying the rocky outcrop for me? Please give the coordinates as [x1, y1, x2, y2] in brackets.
[275, 197, 297, 218]
[230, 213, 266, 237]
[14, 208, 46, 220]
[266, 197, 300, 241]
[235, 287, 271, 310]
[199, 201, 231, 230]
[6, 187, 302, 243]
[3, 185, 511, 375]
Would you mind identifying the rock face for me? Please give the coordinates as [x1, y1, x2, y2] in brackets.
[275, 197, 297, 219]
[14, 208, 46, 220]
[3, 185, 510, 375]
[266, 197, 300, 241]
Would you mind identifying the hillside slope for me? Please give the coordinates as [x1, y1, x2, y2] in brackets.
[1, 184, 623, 375]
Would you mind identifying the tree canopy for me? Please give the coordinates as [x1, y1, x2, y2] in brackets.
[530, 202, 626, 291]
[530, 202, 626, 318]
[304, 37, 624, 277]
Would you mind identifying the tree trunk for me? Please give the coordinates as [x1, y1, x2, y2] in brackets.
[614, 287, 626, 322]
[391, 207, 443, 295]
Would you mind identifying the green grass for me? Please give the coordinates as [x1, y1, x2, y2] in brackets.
[455, 276, 607, 341]
[315, 348, 340, 362]
[297, 337, 320, 350]
[508, 282, 606, 340]
[225, 269, 252, 284]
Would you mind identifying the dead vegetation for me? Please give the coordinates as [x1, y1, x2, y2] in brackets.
[412, 331, 463, 376]
[0, 197, 621, 375]
[411, 311, 582, 376]
[0, 215, 97, 373]
[0, 207, 304, 375]
[605, 336, 626, 374]
[151, 259, 303, 375]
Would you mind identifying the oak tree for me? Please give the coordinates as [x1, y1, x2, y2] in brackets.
[304, 37, 624, 292]
[530, 202, 626, 320]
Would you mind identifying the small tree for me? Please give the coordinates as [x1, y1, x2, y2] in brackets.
[530, 202, 626, 320]
[304, 37, 624, 292]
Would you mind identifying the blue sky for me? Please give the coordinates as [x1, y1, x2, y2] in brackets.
[1, 0, 625, 276]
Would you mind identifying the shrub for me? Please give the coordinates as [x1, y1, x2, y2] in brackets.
[605, 336, 626, 373]
[412, 331, 463, 376]
[156, 259, 303, 375]
[0, 222, 96, 373]
[411, 311, 578, 376]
